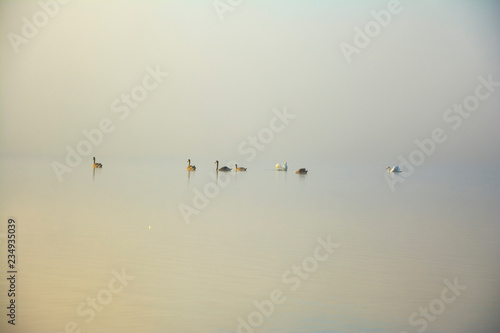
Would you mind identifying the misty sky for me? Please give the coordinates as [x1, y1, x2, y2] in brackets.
[1, 0, 499, 165]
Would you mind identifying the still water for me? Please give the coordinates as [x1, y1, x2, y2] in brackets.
[1, 156, 499, 333]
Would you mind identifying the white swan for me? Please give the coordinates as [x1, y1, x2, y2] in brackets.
[275, 162, 288, 171]
[386, 166, 401, 173]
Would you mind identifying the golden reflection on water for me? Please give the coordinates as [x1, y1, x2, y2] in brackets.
[0, 157, 499, 333]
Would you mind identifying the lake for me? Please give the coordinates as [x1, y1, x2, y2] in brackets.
[1, 156, 499, 333]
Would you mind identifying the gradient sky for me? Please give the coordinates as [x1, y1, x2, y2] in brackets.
[1, 0, 499, 165]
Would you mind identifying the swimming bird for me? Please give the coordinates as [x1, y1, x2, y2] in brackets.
[295, 168, 308, 174]
[235, 164, 247, 171]
[92, 157, 102, 168]
[187, 159, 196, 171]
[386, 166, 401, 173]
[215, 160, 232, 172]
[276, 162, 288, 171]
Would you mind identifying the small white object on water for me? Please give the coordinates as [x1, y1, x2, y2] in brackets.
[386, 166, 401, 173]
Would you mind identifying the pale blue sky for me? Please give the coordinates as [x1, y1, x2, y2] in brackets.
[1, 0, 499, 164]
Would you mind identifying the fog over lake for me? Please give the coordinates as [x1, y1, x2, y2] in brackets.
[1, 1, 500, 333]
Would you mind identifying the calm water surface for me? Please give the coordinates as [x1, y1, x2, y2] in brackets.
[1, 156, 499, 333]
